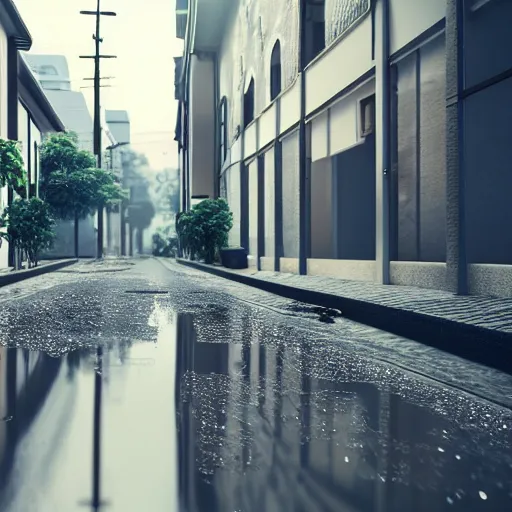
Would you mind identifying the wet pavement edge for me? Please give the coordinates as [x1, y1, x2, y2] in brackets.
[171, 258, 512, 374]
[0, 259, 78, 287]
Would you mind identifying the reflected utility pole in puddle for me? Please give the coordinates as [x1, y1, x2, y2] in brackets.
[92, 346, 104, 511]
[80, 346, 106, 511]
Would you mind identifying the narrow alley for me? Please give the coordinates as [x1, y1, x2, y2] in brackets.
[0, 259, 511, 511]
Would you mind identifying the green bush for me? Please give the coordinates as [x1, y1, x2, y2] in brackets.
[0, 138, 27, 190]
[177, 199, 233, 264]
[152, 232, 178, 257]
[0, 197, 55, 267]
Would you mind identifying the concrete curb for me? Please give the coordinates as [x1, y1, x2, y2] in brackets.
[173, 258, 512, 373]
[0, 259, 78, 287]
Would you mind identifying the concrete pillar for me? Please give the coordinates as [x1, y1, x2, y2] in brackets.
[445, 0, 467, 294]
[374, 0, 391, 284]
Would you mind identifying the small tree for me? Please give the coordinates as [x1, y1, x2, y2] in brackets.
[0, 198, 55, 267]
[177, 199, 233, 264]
[128, 200, 156, 254]
[40, 132, 127, 257]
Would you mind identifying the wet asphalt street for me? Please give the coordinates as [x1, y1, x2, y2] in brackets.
[0, 258, 512, 512]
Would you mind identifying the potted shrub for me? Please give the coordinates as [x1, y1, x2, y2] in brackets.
[0, 198, 56, 268]
[177, 199, 234, 264]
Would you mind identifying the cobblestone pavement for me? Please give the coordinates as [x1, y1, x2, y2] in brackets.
[183, 263, 512, 334]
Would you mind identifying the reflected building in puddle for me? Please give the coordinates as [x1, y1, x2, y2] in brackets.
[175, 312, 512, 511]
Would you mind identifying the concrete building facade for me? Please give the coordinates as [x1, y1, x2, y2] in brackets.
[105, 109, 131, 256]
[175, 0, 512, 298]
[0, 1, 65, 269]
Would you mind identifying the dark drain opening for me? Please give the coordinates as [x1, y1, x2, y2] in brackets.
[124, 290, 169, 294]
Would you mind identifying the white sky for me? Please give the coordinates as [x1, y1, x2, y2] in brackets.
[13, 0, 184, 170]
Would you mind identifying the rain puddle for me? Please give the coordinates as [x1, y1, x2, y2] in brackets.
[176, 313, 512, 512]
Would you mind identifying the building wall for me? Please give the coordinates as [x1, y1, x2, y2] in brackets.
[310, 157, 332, 259]
[218, 0, 300, 144]
[389, 0, 445, 55]
[184, 0, 512, 297]
[463, 0, 512, 265]
[333, 135, 376, 260]
[247, 159, 258, 257]
[281, 130, 300, 259]
[189, 55, 215, 200]
[263, 147, 275, 258]
[0, 24, 8, 268]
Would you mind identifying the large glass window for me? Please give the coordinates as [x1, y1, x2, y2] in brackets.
[391, 34, 446, 262]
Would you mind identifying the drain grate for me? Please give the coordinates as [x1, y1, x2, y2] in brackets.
[124, 290, 169, 294]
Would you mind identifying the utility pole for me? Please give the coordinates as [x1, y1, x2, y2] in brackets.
[80, 0, 117, 259]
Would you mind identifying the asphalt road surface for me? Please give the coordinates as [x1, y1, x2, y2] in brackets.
[0, 258, 511, 512]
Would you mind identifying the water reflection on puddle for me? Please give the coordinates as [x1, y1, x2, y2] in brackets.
[0, 297, 511, 512]
[176, 314, 512, 512]
[0, 299, 178, 512]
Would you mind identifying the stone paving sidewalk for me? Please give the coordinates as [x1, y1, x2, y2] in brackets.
[253, 270, 512, 334]
[177, 260, 512, 335]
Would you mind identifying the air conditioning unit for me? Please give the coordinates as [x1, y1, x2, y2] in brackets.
[360, 94, 375, 137]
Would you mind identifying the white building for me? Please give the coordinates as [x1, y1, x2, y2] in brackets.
[0, 1, 65, 269]
[24, 55, 133, 258]
[176, 0, 512, 299]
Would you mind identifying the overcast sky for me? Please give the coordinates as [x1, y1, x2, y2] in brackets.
[14, 0, 184, 170]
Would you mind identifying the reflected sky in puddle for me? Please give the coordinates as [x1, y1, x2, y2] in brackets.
[0, 297, 178, 512]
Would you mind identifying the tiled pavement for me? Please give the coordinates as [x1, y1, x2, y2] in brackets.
[174, 260, 512, 335]
[252, 271, 512, 334]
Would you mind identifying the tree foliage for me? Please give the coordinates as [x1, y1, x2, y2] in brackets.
[128, 200, 156, 231]
[0, 138, 27, 190]
[154, 168, 180, 216]
[177, 199, 233, 264]
[40, 132, 126, 220]
[0, 198, 55, 267]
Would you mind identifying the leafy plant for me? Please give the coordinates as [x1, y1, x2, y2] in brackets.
[40, 132, 127, 257]
[177, 199, 233, 264]
[152, 232, 178, 257]
[0, 138, 27, 190]
[0, 198, 55, 267]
